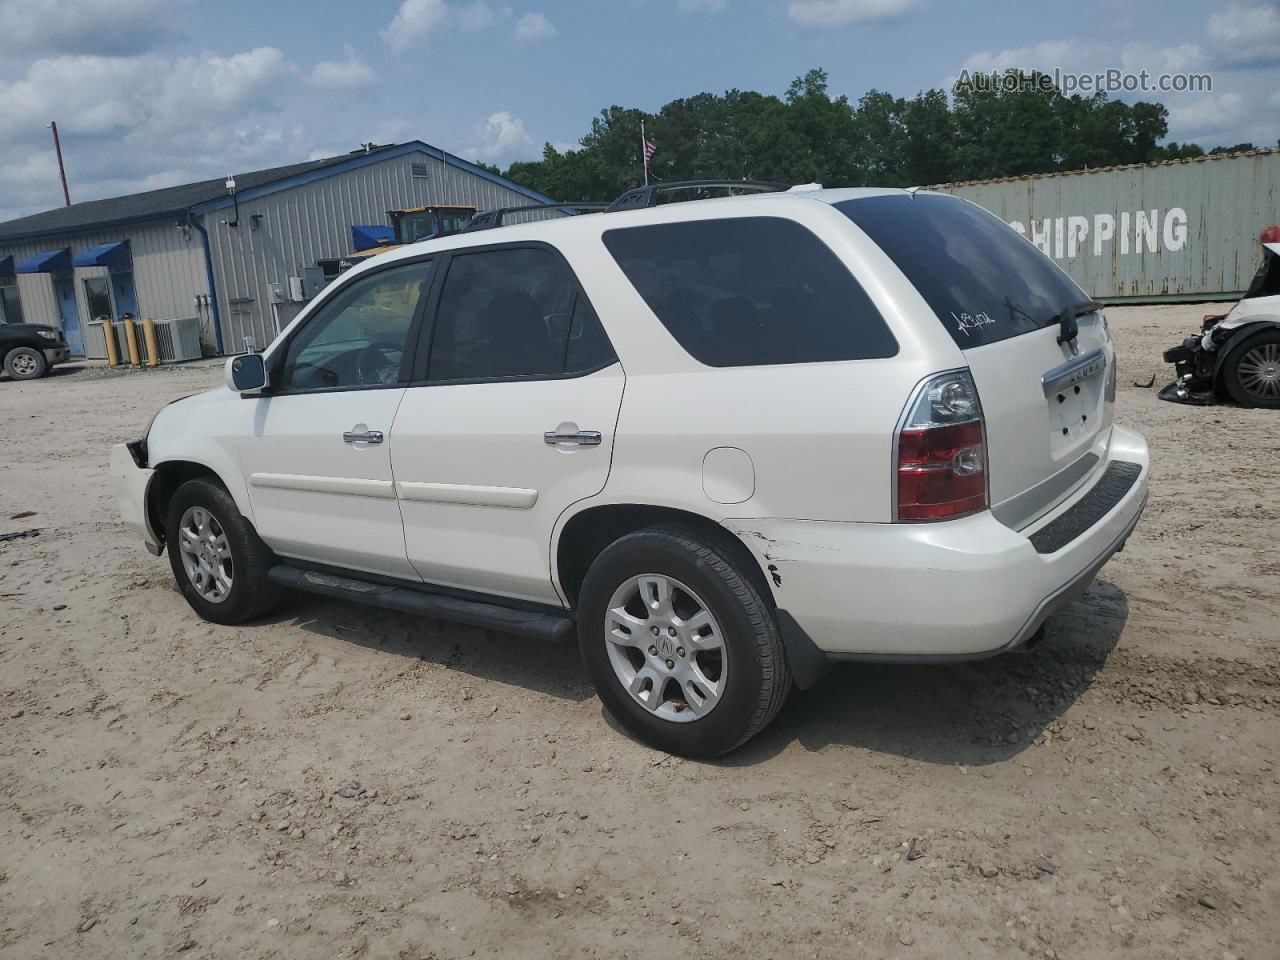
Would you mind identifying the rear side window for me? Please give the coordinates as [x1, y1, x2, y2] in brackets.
[836, 194, 1090, 348]
[427, 246, 616, 382]
[602, 216, 897, 367]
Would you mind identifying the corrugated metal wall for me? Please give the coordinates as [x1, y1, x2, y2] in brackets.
[0, 222, 209, 357]
[205, 149, 544, 350]
[933, 150, 1280, 302]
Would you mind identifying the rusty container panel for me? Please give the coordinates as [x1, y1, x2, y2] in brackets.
[932, 151, 1280, 302]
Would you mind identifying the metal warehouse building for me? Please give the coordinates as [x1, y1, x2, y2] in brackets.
[0, 141, 550, 358]
[934, 148, 1280, 303]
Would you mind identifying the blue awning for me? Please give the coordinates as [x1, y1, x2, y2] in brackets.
[0, 255, 13, 279]
[352, 225, 394, 251]
[73, 240, 132, 269]
[15, 248, 72, 274]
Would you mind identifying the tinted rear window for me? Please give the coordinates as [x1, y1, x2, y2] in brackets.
[602, 216, 897, 367]
[836, 194, 1090, 348]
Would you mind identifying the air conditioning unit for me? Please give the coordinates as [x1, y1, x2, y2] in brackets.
[152, 316, 204, 362]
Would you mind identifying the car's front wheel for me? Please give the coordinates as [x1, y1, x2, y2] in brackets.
[165, 477, 280, 625]
[577, 525, 791, 757]
[1222, 329, 1280, 408]
[4, 347, 49, 381]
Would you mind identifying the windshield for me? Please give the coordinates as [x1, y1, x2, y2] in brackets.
[835, 193, 1091, 348]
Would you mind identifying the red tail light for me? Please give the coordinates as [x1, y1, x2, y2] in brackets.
[896, 370, 988, 522]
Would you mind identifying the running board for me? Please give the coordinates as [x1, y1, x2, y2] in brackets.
[266, 565, 575, 643]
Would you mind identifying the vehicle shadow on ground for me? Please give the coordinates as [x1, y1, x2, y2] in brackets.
[275, 578, 1126, 764]
[716, 580, 1129, 768]
[282, 593, 595, 703]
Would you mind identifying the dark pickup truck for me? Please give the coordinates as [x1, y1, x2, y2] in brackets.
[1, 324, 71, 380]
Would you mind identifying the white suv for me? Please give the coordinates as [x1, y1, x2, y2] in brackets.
[111, 184, 1149, 757]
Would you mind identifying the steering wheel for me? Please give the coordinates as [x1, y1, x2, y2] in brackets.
[355, 340, 402, 385]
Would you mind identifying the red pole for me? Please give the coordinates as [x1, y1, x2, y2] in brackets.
[50, 121, 71, 206]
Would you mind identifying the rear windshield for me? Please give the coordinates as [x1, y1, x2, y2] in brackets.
[602, 216, 898, 367]
[835, 194, 1090, 348]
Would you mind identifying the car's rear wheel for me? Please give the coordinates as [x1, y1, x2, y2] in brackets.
[577, 525, 790, 757]
[4, 347, 48, 381]
[165, 477, 280, 625]
[1222, 329, 1280, 408]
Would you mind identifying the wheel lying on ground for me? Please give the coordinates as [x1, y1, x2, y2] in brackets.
[1222, 328, 1280, 408]
[576, 525, 791, 757]
[4, 347, 48, 381]
[165, 477, 281, 625]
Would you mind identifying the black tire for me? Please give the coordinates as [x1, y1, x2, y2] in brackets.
[576, 525, 791, 757]
[4, 346, 48, 381]
[165, 477, 280, 625]
[1222, 329, 1280, 408]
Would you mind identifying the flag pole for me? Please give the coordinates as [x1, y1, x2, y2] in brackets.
[641, 119, 649, 186]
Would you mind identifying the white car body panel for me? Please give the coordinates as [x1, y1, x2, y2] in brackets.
[239, 389, 418, 579]
[111, 186, 1151, 660]
[391, 366, 625, 604]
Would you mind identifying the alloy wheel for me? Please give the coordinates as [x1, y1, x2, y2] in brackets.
[603, 574, 727, 722]
[1237, 342, 1280, 402]
[177, 506, 234, 603]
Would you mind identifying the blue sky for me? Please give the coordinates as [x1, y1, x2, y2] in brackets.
[0, 0, 1277, 221]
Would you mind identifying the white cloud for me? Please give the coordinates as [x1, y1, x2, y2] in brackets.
[382, 0, 450, 53]
[1207, 4, 1280, 66]
[0, 47, 291, 141]
[678, 0, 728, 11]
[1168, 92, 1247, 136]
[0, 0, 179, 55]
[513, 12, 556, 43]
[1120, 41, 1206, 74]
[788, 0, 918, 27]
[465, 110, 534, 163]
[455, 0, 500, 31]
[0, 47, 307, 221]
[308, 46, 377, 90]
[955, 40, 1094, 78]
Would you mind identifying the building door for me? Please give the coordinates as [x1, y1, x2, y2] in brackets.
[52, 276, 85, 357]
[82, 276, 115, 359]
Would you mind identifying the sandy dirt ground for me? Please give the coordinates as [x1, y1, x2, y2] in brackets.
[1, 303, 1277, 960]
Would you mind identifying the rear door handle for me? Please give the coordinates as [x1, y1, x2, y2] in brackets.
[343, 430, 384, 444]
[544, 430, 602, 446]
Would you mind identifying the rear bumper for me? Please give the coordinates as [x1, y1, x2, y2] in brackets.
[725, 424, 1150, 662]
[109, 442, 162, 555]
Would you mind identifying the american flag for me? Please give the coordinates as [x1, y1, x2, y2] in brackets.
[643, 139, 657, 162]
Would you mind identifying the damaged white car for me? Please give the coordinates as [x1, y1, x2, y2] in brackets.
[1162, 225, 1280, 407]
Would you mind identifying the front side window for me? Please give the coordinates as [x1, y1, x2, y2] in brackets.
[281, 260, 434, 391]
[427, 246, 615, 382]
[602, 216, 898, 367]
[0, 282, 22, 324]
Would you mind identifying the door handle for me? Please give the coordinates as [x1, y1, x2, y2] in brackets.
[343, 430, 384, 444]
[544, 430, 602, 446]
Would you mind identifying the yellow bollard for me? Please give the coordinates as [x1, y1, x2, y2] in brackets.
[142, 317, 160, 367]
[102, 320, 120, 367]
[122, 314, 141, 367]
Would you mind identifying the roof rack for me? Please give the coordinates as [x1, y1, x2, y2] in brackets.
[462, 201, 609, 233]
[605, 179, 790, 212]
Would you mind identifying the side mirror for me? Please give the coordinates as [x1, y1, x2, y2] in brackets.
[225, 353, 268, 394]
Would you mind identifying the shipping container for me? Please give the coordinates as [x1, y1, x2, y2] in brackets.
[931, 149, 1280, 303]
